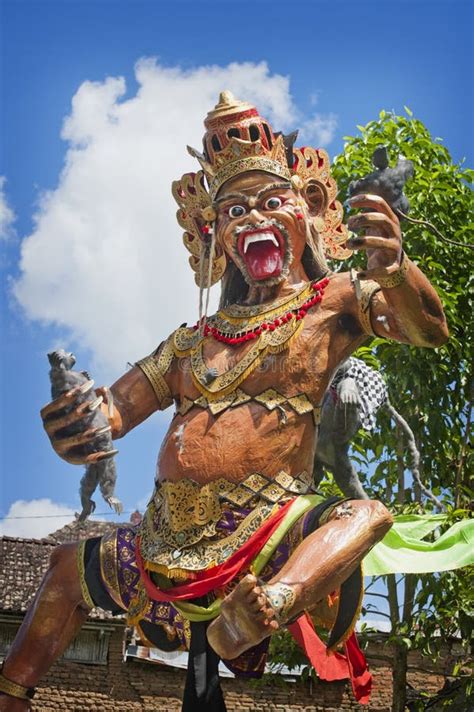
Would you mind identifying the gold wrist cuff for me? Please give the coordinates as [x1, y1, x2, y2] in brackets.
[375, 253, 410, 289]
[351, 273, 381, 337]
[0, 672, 36, 700]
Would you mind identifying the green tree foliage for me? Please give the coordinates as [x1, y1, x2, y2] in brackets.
[332, 108, 473, 509]
[267, 111, 473, 710]
[333, 111, 473, 711]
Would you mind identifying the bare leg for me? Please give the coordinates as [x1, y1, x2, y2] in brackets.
[207, 500, 392, 659]
[0, 543, 91, 711]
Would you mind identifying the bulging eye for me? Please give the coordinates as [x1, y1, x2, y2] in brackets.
[228, 205, 246, 218]
[264, 196, 282, 210]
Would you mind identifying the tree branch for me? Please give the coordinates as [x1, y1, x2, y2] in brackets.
[387, 574, 400, 627]
[386, 401, 445, 510]
[397, 209, 474, 249]
[455, 386, 473, 508]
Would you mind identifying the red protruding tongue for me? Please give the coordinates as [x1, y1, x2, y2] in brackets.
[244, 241, 283, 280]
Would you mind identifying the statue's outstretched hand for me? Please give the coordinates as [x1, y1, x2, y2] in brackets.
[338, 377, 360, 407]
[346, 194, 403, 281]
[40, 384, 116, 465]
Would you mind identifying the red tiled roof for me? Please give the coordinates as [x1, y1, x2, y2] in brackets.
[41, 518, 123, 544]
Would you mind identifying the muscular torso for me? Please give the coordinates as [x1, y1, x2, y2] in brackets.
[109, 258, 447, 486]
[157, 273, 366, 484]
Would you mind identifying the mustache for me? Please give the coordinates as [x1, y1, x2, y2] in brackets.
[233, 217, 287, 238]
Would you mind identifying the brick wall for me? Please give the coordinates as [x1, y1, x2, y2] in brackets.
[29, 630, 451, 712]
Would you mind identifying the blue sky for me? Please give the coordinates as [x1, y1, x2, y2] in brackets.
[0, 0, 472, 539]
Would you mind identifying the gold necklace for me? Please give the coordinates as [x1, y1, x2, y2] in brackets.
[173, 318, 304, 400]
[213, 283, 314, 335]
[173, 277, 330, 400]
[221, 281, 313, 322]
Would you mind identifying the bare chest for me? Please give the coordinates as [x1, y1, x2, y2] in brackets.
[172, 308, 353, 413]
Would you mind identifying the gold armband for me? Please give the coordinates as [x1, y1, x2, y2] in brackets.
[136, 336, 174, 409]
[374, 252, 410, 289]
[351, 271, 381, 336]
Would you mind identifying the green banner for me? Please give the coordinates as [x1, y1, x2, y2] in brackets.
[364, 514, 474, 576]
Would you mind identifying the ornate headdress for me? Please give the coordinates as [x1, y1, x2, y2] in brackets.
[172, 91, 350, 287]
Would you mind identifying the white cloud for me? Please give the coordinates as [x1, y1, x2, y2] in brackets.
[12, 60, 337, 379]
[0, 499, 75, 539]
[0, 176, 16, 239]
[300, 112, 338, 147]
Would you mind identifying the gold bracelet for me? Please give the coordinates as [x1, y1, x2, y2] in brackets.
[0, 672, 36, 700]
[375, 252, 410, 289]
[351, 270, 381, 336]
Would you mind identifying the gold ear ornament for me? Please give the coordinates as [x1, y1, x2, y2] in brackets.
[172, 171, 227, 288]
[292, 146, 352, 260]
[290, 174, 304, 191]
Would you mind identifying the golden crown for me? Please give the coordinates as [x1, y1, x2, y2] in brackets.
[172, 91, 350, 287]
[187, 90, 291, 200]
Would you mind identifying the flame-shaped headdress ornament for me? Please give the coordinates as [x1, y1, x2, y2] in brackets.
[172, 91, 350, 287]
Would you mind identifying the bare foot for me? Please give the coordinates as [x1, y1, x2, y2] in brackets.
[0, 694, 31, 711]
[207, 574, 279, 660]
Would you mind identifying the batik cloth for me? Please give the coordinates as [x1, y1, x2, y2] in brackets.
[330, 357, 388, 430]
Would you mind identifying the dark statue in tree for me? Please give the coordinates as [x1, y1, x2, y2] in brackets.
[314, 357, 385, 499]
[348, 146, 414, 217]
[314, 357, 444, 508]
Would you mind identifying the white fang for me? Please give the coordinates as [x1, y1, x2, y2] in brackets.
[243, 232, 279, 254]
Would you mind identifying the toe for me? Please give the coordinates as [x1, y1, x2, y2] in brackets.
[249, 595, 268, 613]
[242, 574, 257, 589]
[240, 574, 258, 596]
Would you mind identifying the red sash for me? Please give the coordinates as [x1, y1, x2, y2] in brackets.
[135, 498, 295, 601]
[135, 496, 371, 703]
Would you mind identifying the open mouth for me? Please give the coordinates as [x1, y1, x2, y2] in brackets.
[237, 228, 285, 281]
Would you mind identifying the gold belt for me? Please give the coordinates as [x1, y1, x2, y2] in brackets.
[139, 470, 314, 573]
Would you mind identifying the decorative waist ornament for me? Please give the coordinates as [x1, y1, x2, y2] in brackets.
[139, 470, 315, 574]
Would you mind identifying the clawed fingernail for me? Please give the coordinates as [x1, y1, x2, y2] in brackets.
[79, 380, 95, 394]
[88, 396, 103, 411]
[99, 448, 119, 460]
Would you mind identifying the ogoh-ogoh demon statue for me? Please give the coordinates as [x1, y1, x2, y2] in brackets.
[0, 92, 448, 711]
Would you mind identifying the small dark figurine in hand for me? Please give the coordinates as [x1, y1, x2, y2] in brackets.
[348, 145, 414, 216]
[47, 349, 123, 521]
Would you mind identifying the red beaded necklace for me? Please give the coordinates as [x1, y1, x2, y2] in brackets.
[194, 276, 330, 345]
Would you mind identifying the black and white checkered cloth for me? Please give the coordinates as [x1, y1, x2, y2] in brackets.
[330, 357, 388, 431]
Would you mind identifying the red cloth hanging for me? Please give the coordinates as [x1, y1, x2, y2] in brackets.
[288, 612, 372, 704]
